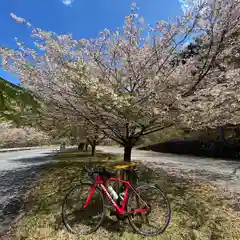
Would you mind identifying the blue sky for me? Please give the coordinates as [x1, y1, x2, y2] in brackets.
[0, 0, 186, 85]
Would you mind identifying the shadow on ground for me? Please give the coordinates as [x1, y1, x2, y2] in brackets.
[12, 154, 57, 164]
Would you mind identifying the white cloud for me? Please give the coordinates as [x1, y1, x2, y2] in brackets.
[62, 0, 74, 6]
[179, 0, 203, 12]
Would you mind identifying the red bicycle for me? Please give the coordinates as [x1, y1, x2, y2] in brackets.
[62, 165, 171, 237]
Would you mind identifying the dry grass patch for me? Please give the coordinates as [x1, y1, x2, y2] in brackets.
[5, 149, 240, 240]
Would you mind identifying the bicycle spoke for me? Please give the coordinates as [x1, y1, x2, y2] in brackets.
[62, 183, 105, 236]
[128, 184, 171, 236]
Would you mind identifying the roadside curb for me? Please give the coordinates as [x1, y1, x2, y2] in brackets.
[0, 148, 36, 153]
[0, 145, 75, 153]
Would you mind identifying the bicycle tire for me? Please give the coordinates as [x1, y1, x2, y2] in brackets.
[62, 183, 106, 236]
[127, 184, 171, 236]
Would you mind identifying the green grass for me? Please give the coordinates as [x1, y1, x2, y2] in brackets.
[5, 149, 240, 240]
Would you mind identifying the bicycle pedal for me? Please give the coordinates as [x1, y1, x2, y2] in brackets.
[110, 210, 117, 216]
[116, 213, 132, 221]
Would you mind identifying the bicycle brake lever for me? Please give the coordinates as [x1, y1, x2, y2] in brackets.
[83, 166, 91, 174]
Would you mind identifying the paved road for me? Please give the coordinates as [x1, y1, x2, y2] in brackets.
[98, 146, 240, 195]
[0, 147, 59, 236]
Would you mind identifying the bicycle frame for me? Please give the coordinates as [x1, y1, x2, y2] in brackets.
[83, 175, 149, 216]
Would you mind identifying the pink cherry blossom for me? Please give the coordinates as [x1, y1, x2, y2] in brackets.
[1, 0, 239, 161]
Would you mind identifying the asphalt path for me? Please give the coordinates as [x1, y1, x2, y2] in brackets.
[0, 147, 59, 235]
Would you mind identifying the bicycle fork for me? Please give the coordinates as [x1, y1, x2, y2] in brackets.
[83, 184, 97, 209]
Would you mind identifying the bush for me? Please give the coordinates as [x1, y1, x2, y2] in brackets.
[0, 121, 51, 148]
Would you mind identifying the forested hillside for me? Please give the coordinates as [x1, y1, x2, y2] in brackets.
[0, 77, 40, 123]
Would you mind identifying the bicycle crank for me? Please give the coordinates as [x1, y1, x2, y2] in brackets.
[110, 210, 134, 220]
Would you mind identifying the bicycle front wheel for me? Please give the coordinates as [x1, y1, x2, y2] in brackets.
[128, 184, 171, 236]
[62, 183, 105, 236]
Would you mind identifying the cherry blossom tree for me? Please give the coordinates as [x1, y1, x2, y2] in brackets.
[176, 0, 240, 131]
[22, 103, 105, 155]
[1, 0, 239, 161]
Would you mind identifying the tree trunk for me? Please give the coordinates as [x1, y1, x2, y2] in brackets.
[124, 145, 132, 162]
[91, 144, 96, 156]
[78, 142, 85, 151]
[219, 127, 225, 141]
[235, 127, 240, 138]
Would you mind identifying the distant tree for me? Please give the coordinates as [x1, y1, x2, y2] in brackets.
[23, 103, 106, 155]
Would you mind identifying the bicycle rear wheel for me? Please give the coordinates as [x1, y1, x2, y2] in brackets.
[127, 184, 171, 236]
[62, 183, 105, 236]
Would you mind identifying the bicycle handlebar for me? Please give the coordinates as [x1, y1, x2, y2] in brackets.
[83, 166, 114, 179]
[83, 165, 139, 182]
[83, 166, 91, 174]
